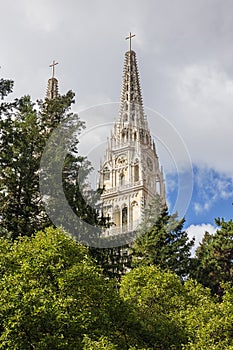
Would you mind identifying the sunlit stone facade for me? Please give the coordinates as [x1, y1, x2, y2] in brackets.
[99, 49, 166, 236]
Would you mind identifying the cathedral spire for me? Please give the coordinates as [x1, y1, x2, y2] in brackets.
[46, 60, 59, 100]
[118, 40, 145, 129]
[99, 39, 166, 241]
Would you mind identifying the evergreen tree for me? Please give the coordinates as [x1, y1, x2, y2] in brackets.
[0, 83, 93, 239]
[0, 78, 13, 99]
[0, 80, 119, 277]
[131, 194, 194, 278]
[0, 79, 131, 277]
[90, 245, 131, 280]
[0, 95, 48, 238]
[190, 217, 233, 296]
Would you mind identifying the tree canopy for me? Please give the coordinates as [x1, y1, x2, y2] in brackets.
[0, 79, 101, 239]
[0, 227, 131, 349]
[190, 217, 233, 296]
[131, 195, 194, 278]
[1, 76, 233, 349]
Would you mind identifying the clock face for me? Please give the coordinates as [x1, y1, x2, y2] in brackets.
[147, 157, 153, 171]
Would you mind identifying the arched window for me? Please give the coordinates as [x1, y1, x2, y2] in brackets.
[122, 206, 128, 226]
[131, 201, 139, 229]
[113, 206, 120, 227]
[103, 167, 110, 181]
[120, 173, 125, 186]
[134, 164, 139, 182]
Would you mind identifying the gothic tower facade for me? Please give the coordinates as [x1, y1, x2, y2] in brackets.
[99, 48, 165, 236]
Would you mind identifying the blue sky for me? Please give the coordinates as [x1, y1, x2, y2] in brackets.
[1, 0, 233, 250]
[167, 167, 233, 225]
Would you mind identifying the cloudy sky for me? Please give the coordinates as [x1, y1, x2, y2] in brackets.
[1, 0, 233, 248]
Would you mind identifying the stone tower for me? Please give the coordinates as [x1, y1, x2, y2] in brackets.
[99, 47, 165, 237]
[46, 60, 59, 99]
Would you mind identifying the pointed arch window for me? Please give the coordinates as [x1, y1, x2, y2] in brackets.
[120, 173, 125, 186]
[122, 206, 128, 226]
[113, 206, 120, 227]
[134, 164, 139, 182]
[131, 201, 139, 228]
[103, 166, 110, 181]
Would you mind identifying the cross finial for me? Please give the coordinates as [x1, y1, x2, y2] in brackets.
[49, 60, 58, 78]
[125, 32, 136, 51]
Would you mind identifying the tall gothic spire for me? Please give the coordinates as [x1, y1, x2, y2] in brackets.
[118, 48, 148, 130]
[46, 60, 59, 100]
[98, 37, 166, 242]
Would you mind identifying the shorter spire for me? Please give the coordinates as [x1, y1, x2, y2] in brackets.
[46, 60, 59, 100]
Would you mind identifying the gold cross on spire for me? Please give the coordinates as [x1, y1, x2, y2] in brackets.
[49, 60, 58, 78]
[125, 32, 136, 51]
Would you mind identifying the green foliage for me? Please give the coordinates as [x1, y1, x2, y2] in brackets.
[83, 335, 118, 349]
[0, 80, 129, 278]
[90, 245, 130, 280]
[131, 195, 194, 278]
[190, 218, 233, 296]
[0, 78, 13, 99]
[120, 265, 233, 349]
[1, 77, 233, 349]
[1, 228, 233, 350]
[181, 281, 233, 349]
[120, 265, 187, 349]
[0, 96, 50, 238]
[0, 227, 126, 349]
[0, 86, 100, 239]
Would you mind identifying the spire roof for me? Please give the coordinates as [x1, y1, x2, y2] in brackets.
[118, 49, 146, 129]
[46, 60, 59, 100]
[46, 77, 59, 100]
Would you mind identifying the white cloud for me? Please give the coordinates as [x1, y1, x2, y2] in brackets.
[186, 223, 217, 255]
[193, 167, 233, 214]
[173, 64, 233, 175]
[194, 202, 210, 215]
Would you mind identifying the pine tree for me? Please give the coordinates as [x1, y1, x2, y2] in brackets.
[131, 194, 194, 279]
[0, 78, 13, 99]
[0, 80, 130, 278]
[0, 83, 92, 238]
[0, 95, 48, 238]
[190, 217, 233, 296]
